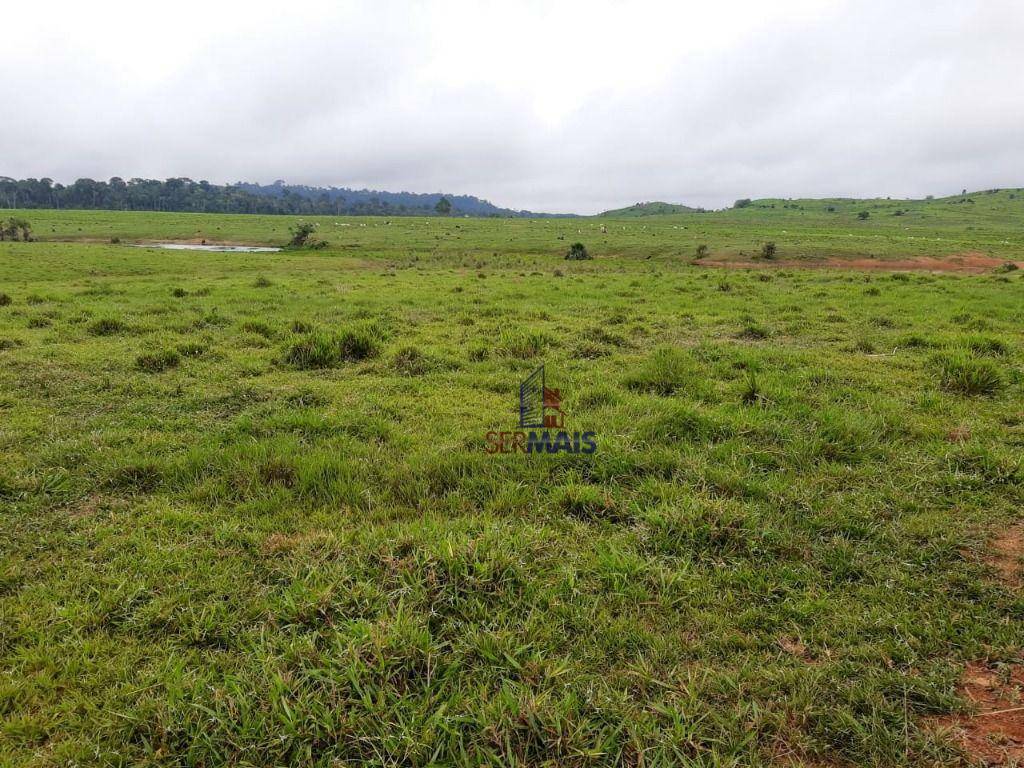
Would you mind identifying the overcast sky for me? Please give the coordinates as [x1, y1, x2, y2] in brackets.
[4, 0, 1023, 213]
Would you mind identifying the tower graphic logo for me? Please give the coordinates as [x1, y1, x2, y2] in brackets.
[486, 365, 597, 455]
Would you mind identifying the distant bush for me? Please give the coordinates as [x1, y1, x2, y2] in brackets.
[994, 262, 1019, 273]
[733, 199, 752, 209]
[171, 287, 188, 298]
[760, 242, 777, 259]
[565, 242, 591, 260]
[694, 244, 709, 259]
[284, 329, 380, 369]
[135, 350, 180, 373]
[0, 217, 31, 242]
[0, 293, 10, 307]
[253, 276, 273, 288]
[857, 211, 870, 220]
[289, 222, 316, 247]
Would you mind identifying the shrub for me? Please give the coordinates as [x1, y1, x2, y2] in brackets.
[284, 329, 380, 369]
[565, 242, 592, 260]
[289, 222, 317, 247]
[172, 287, 188, 298]
[253, 276, 273, 288]
[694, 244, 709, 259]
[857, 211, 870, 220]
[0, 293, 10, 307]
[994, 261, 1019, 273]
[760, 242, 777, 259]
[933, 352, 1003, 395]
[733, 199, 752, 209]
[0, 217, 31, 242]
[135, 350, 180, 373]
[89, 318, 127, 336]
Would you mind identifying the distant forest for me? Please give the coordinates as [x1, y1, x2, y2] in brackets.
[0, 177, 572, 217]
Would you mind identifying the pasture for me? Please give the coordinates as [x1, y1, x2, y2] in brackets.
[1, 201, 1023, 765]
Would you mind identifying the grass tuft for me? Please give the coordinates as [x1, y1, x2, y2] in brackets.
[135, 350, 180, 373]
[89, 317, 128, 336]
[624, 347, 696, 396]
[284, 329, 380, 368]
[933, 352, 1003, 395]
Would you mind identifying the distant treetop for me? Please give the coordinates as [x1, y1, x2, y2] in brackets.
[0, 177, 576, 218]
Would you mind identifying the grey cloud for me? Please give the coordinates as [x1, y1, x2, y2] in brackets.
[3, 0, 1022, 213]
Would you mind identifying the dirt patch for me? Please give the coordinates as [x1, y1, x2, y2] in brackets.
[261, 530, 336, 555]
[65, 493, 128, 520]
[986, 525, 1024, 584]
[700, 252, 1024, 274]
[933, 662, 1024, 765]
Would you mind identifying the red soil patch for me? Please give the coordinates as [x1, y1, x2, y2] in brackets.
[934, 662, 1024, 765]
[701, 252, 1023, 274]
[986, 525, 1024, 584]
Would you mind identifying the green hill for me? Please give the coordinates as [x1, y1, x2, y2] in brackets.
[600, 201, 702, 216]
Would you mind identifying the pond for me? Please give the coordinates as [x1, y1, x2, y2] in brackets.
[133, 243, 281, 253]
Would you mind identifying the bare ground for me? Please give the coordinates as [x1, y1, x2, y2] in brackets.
[700, 252, 1024, 274]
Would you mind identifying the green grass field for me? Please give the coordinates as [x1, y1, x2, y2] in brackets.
[2, 201, 1023, 766]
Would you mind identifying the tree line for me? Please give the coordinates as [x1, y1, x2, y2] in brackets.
[0, 177, 569, 218]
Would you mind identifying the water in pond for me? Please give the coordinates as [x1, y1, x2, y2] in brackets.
[134, 243, 281, 253]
